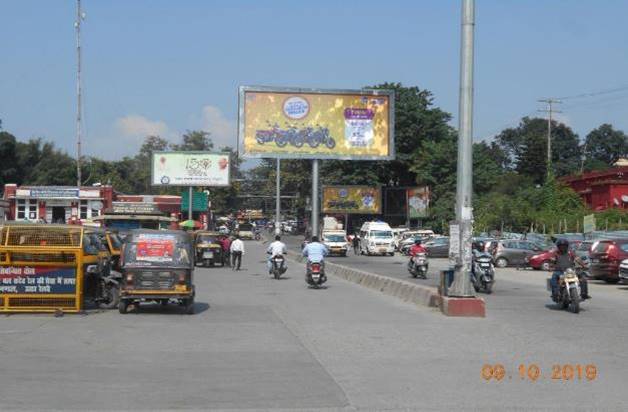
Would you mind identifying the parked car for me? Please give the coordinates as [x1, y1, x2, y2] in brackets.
[526, 240, 584, 271]
[493, 240, 543, 268]
[425, 237, 449, 258]
[574, 240, 593, 265]
[589, 239, 628, 283]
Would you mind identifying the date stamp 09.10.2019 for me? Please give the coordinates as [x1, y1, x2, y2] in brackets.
[481, 364, 597, 382]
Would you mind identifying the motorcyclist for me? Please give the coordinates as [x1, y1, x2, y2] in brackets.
[471, 241, 486, 282]
[550, 239, 590, 300]
[302, 236, 328, 274]
[409, 238, 426, 256]
[267, 235, 287, 274]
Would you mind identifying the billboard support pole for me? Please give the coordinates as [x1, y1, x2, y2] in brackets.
[275, 159, 281, 236]
[188, 187, 193, 222]
[405, 189, 410, 228]
[311, 160, 320, 238]
[449, 0, 475, 298]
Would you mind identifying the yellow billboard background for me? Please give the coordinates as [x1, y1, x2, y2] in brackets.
[241, 90, 392, 158]
[322, 186, 382, 214]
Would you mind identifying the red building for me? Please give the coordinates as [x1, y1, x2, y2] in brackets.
[561, 167, 628, 211]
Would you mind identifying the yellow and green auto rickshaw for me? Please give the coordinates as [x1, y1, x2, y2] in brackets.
[194, 231, 224, 267]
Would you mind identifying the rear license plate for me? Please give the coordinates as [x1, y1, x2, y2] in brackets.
[590, 259, 599, 263]
[203, 252, 214, 258]
[379, 248, 386, 253]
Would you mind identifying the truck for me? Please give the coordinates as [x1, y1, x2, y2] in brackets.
[321, 217, 348, 256]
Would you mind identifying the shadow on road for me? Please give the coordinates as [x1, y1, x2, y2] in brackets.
[129, 301, 210, 315]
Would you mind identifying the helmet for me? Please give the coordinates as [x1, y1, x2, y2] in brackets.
[556, 238, 569, 252]
[556, 238, 569, 247]
[414, 238, 422, 245]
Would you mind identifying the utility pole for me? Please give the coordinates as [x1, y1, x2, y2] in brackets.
[75, 0, 85, 187]
[448, 0, 475, 297]
[275, 159, 281, 235]
[311, 160, 320, 238]
[538, 98, 562, 179]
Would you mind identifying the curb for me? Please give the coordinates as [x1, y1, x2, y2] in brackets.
[286, 250, 440, 309]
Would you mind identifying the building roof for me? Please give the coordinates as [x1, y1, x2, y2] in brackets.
[561, 166, 628, 183]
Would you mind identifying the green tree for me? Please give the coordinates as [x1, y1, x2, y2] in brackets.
[583, 124, 628, 170]
[495, 117, 581, 183]
[170, 131, 213, 151]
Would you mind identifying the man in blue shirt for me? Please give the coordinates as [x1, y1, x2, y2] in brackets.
[302, 236, 328, 263]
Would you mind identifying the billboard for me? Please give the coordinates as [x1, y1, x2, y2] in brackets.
[583, 214, 596, 233]
[322, 186, 382, 214]
[238, 86, 395, 160]
[407, 187, 430, 218]
[151, 152, 230, 187]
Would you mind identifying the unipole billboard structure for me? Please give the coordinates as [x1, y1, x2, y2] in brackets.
[151, 152, 231, 224]
[448, 0, 476, 297]
[238, 86, 394, 237]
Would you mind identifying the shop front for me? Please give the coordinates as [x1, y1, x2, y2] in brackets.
[2, 184, 113, 224]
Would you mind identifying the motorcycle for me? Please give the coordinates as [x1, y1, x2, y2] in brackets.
[254, 230, 261, 241]
[407, 252, 428, 279]
[270, 254, 287, 279]
[547, 268, 582, 313]
[306, 259, 327, 288]
[471, 253, 495, 294]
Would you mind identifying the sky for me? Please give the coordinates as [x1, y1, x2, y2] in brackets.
[1, 0, 628, 161]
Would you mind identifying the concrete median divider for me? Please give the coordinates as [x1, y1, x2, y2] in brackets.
[286, 250, 440, 309]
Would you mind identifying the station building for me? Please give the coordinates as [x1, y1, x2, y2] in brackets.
[2, 184, 183, 226]
[561, 166, 628, 211]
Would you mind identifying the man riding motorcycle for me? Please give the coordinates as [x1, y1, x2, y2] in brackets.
[550, 239, 591, 301]
[407, 238, 428, 278]
[267, 235, 287, 274]
[302, 236, 328, 283]
[409, 238, 426, 257]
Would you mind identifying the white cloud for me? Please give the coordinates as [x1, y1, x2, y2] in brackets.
[115, 114, 169, 138]
[200, 105, 237, 149]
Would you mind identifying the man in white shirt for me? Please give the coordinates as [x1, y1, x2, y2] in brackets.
[267, 235, 287, 274]
[230, 236, 245, 270]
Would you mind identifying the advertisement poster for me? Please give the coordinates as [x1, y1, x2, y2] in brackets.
[0, 267, 76, 294]
[239, 87, 394, 160]
[152, 152, 230, 187]
[322, 186, 382, 214]
[136, 234, 175, 262]
[407, 187, 430, 218]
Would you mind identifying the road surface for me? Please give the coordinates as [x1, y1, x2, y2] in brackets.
[0, 239, 626, 411]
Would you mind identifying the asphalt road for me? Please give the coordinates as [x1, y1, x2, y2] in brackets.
[0, 238, 627, 411]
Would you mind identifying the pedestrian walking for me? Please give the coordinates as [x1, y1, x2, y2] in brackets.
[352, 233, 360, 255]
[221, 235, 232, 266]
[230, 236, 244, 270]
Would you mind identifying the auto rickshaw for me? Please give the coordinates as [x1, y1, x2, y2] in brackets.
[0, 223, 119, 313]
[82, 228, 121, 309]
[118, 229, 195, 314]
[194, 231, 224, 267]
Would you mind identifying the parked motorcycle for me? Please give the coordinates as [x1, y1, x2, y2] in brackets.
[471, 252, 495, 294]
[306, 259, 327, 288]
[547, 268, 582, 313]
[407, 253, 428, 279]
[271, 254, 287, 279]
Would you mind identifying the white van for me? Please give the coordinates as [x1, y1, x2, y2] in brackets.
[359, 221, 395, 256]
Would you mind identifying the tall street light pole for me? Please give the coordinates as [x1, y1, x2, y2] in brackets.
[449, 0, 475, 297]
[275, 159, 281, 235]
[75, 0, 84, 187]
